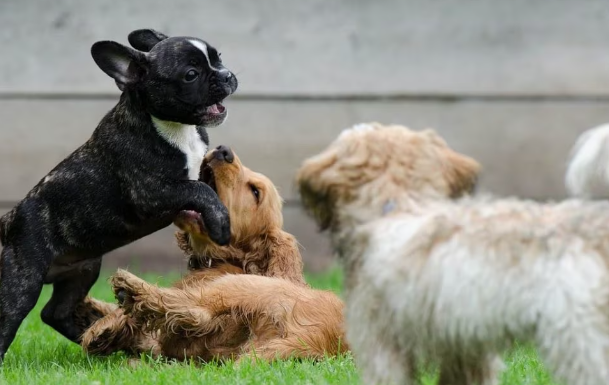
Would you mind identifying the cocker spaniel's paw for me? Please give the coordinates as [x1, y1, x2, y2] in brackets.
[110, 270, 165, 328]
[111, 270, 148, 312]
[81, 310, 137, 356]
[73, 296, 119, 333]
[110, 269, 219, 337]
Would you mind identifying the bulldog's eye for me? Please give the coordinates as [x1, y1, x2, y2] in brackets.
[184, 69, 199, 83]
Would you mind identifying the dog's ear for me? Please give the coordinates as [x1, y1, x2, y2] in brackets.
[91, 41, 148, 91]
[245, 230, 306, 285]
[296, 149, 340, 231]
[443, 149, 481, 198]
[421, 129, 480, 198]
[265, 231, 305, 285]
[128, 29, 169, 52]
[298, 180, 335, 231]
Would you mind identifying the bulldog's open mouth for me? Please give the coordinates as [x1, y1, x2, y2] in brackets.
[174, 210, 206, 235]
[205, 102, 226, 116]
[198, 101, 228, 126]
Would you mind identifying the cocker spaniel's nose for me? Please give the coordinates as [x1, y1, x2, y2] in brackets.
[214, 145, 234, 163]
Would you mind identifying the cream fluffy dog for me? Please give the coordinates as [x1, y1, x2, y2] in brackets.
[297, 122, 609, 385]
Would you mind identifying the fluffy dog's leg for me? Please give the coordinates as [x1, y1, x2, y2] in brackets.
[346, 291, 415, 385]
[537, 315, 609, 385]
[355, 342, 415, 385]
[566, 124, 609, 198]
[438, 354, 503, 385]
[0, 244, 51, 361]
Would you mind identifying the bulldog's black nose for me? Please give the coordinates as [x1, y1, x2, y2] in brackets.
[215, 145, 234, 163]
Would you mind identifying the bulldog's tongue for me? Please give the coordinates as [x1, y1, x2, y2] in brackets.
[174, 210, 205, 234]
[207, 104, 220, 114]
[207, 103, 226, 115]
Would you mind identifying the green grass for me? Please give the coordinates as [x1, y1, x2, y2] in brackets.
[0, 268, 557, 385]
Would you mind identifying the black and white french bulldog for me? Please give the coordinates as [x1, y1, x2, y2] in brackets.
[0, 28, 238, 361]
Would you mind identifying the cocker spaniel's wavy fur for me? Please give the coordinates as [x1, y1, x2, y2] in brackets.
[297, 122, 609, 385]
[78, 146, 347, 362]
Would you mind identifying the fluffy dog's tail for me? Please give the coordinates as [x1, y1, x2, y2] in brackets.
[566, 124, 609, 198]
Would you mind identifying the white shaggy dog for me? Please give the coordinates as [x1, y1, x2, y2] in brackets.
[297, 122, 609, 385]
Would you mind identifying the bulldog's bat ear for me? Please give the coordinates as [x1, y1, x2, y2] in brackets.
[91, 41, 148, 91]
[128, 29, 169, 52]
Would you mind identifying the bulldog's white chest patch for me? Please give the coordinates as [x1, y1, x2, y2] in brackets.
[152, 116, 207, 180]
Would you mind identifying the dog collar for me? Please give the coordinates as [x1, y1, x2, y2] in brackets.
[382, 199, 396, 216]
[188, 255, 212, 270]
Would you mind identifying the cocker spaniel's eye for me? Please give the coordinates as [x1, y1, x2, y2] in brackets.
[250, 184, 260, 203]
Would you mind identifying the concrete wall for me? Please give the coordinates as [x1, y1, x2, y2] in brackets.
[1, 0, 609, 271]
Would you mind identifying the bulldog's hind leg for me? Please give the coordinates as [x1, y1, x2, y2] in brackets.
[0, 244, 52, 362]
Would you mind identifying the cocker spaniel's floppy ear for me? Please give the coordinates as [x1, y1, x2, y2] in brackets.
[245, 230, 306, 285]
[442, 148, 481, 198]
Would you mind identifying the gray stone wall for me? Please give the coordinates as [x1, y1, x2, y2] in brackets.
[1, 0, 609, 271]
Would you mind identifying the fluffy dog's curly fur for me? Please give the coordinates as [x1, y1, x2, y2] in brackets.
[297, 122, 609, 385]
[79, 146, 347, 362]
